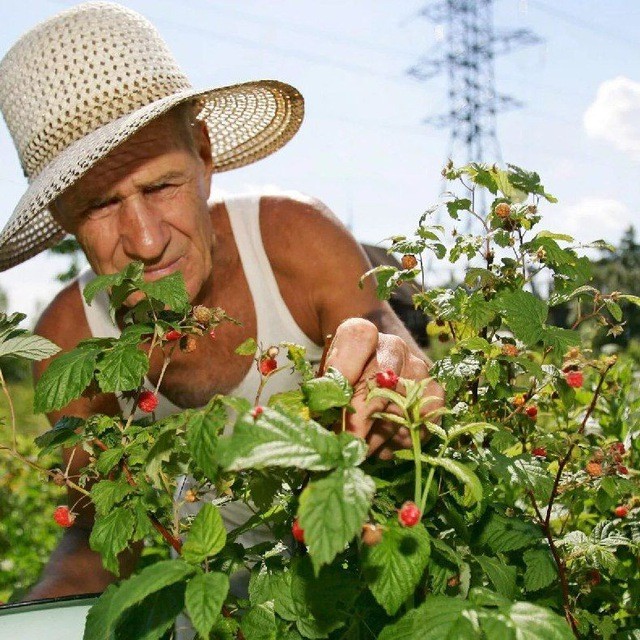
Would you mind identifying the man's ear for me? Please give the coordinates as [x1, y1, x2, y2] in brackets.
[194, 120, 213, 180]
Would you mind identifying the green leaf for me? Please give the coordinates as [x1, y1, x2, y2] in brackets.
[298, 467, 375, 572]
[83, 559, 196, 640]
[362, 520, 431, 616]
[34, 416, 84, 456]
[240, 602, 277, 640]
[605, 299, 623, 322]
[95, 446, 125, 474]
[536, 231, 574, 242]
[492, 601, 574, 639]
[541, 326, 581, 355]
[138, 271, 190, 313]
[484, 359, 501, 388]
[421, 456, 483, 506]
[89, 507, 136, 575]
[301, 367, 353, 412]
[619, 293, 640, 307]
[511, 458, 554, 504]
[497, 290, 548, 346]
[235, 337, 258, 356]
[478, 512, 541, 553]
[216, 407, 349, 472]
[446, 422, 497, 442]
[185, 572, 230, 639]
[186, 400, 227, 481]
[283, 342, 315, 382]
[267, 389, 308, 419]
[95, 343, 149, 393]
[476, 555, 517, 598]
[82, 261, 144, 305]
[34, 346, 101, 412]
[0, 334, 60, 360]
[91, 479, 133, 516]
[523, 548, 557, 592]
[446, 198, 472, 220]
[181, 503, 227, 564]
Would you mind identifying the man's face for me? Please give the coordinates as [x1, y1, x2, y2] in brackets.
[53, 112, 215, 305]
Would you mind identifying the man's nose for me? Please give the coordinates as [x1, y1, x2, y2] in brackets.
[119, 197, 170, 261]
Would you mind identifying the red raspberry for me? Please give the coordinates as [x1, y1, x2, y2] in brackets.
[565, 370, 584, 388]
[531, 447, 547, 458]
[53, 505, 75, 528]
[614, 505, 629, 518]
[251, 406, 264, 420]
[525, 405, 538, 420]
[259, 357, 278, 376]
[165, 329, 182, 341]
[138, 390, 158, 413]
[401, 254, 418, 270]
[398, 501, 421, 527]
[292, 518, 305, 543]
[361, 523, 384, 546]
[376, 369, 399, 390]
[610, 442, 625, 455]
[617, 465, 628, 475]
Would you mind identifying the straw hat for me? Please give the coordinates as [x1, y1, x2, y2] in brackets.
[0, 2, 304, 271]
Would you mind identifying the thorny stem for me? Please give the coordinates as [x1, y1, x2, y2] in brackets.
[0, 368, 17, 450]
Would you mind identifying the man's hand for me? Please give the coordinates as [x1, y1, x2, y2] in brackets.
[324, 318, 444, 459]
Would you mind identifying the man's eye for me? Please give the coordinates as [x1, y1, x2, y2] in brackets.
[146, 183, 173, 194]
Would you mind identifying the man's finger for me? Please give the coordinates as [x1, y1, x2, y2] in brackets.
[324, 318, 378, 383]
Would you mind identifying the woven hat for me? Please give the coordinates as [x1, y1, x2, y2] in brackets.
[0, 2, 304, 271]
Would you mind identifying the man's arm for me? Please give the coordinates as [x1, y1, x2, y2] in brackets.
[261, 194, 444, 457]
[25, 283, 139, 600]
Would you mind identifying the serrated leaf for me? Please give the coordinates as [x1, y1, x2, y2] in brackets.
[186, 400, 227, 481]
[83, 559, 196, 640]
[235, 337, 258, 356]
[0, 334, 60, 360]
[182, 503, 226, 564]
[34, 416, 85, 457]
[185, 572, 229, 639]
[541, 326, 581, 355]
[421, 456, 483, 506]
[240, 601, 277, 640]
[301, 367, 353, 412]
[216, 407, 346, 472]
[523, 548, 557, 592]
[95, 446, 125, 474]
[82, 261, 144, 305]
[89, 507, 136, 574]
[362, 520, 430, 616]
[34, 346, 101, 412]
[478, 512, 541, 553]
[497, 290, 548, 346]
[484, 359, 501, 388]
[447, 422, 497, 442]
[95, 343, 149, 393]
[298, 467, 375, 572]
[496, 601, 574, 639]
[511, 457, 554, 504]
[138, 271, 189, 313]
[476, 555, 517, 598]
[91, 479, 133, 516]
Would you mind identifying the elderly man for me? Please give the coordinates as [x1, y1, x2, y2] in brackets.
[0, 3, 442, 600]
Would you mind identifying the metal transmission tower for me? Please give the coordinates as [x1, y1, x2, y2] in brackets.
[408, 0, 541, 166]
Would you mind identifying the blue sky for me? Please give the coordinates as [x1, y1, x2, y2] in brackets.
[0, 0, 638, 321]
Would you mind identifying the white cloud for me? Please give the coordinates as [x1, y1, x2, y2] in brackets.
[541, 197, 634, 246]
[583, 76, 640, 158]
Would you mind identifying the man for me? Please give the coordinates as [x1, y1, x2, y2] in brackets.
[0, 3, 442, 600]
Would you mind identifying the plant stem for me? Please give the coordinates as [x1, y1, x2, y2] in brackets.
[410, 426, 423, 506]
[0, 368, 17, 450]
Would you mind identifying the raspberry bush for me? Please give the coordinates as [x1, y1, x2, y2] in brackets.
[0, 163, 638, 639]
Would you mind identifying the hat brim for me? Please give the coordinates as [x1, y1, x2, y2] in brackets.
[0, 79, 303, 271]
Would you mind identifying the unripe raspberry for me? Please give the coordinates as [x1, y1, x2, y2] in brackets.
[259, 357, 278, 376]
[566, 347, 581, 359]
[398, 501, 421, 527]
[513, 394, 526, 407]
[52, 471, 66, 487]
[447, 575, 460, 588]
[180, 335, 197, 353]
[585, 461, 603, 478]
[185, 489, 198, 503]
[401, 254, 418, 270]
[251, 406, 264, 420]
[266, 346, 280, 359]
[164, 329, 182, 341]
[614, 505, 629, 518]
[138, 390, 158, 413]
[53, 505, 75, 528]
[192, 305, 213, 324]
[438, 332, 450, 343]
[526, 406, 538, 420]
[376, 369, 399, 390]
[292, 518, 305, 543]
[361, 523, 384, 546]
[565, 370, 584, 388]
[501, 344, 519, 357]
[494, 202, 511, 219]
[531, 446, 546, 458]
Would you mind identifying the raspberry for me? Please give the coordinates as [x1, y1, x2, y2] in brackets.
[437, 332, 450, 343]
[266, 346, 280, 359]
[52, 471, 66, 487]
[376, 369, 399, 389]
[184, 489, 198, 503]
[531, 446, 547, 458]
[447, 575, 460, 588]
[494, 202, 511, 219]
[259, 357, 278, 376]
[617, 465, 628, 475]
[401, 254, 418, 270]
[251, 406, 264, 420]
[526, 406, 538, 420]
[361, 523, 383, 546]
[501, 344, 519, 357]
[586, 569, 601, 586]
[614, 505, 629, 518]
[180, 335, 197, 353]
[398, 501, 421, 527]
[292, 518, 305, 543]
[513, 394, 526, 407]
[565, 370, 584, 388]
[610, 442, 625, 455]
[164, 329, 182, 341]
[138, 390, 158, 413]
[585, 461, 603, 478]
[53, 505, 75, 528]
[192, 305, 213, 324]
